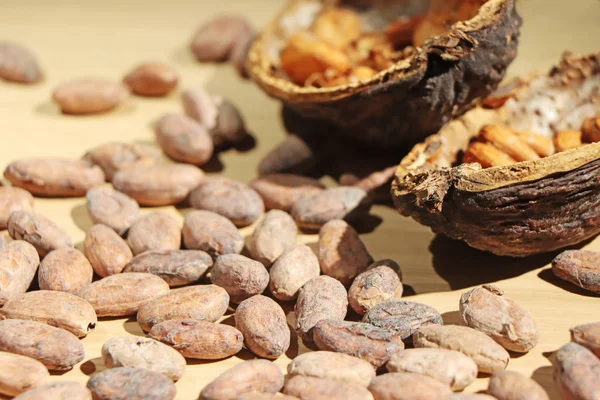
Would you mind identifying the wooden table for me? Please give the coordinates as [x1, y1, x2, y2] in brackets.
[1, 1, 599, 399]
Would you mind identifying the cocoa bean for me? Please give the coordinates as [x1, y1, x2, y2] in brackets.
[190, 16, 253, 63]
[182, 210, 244, 258]
[0, 41, 42, 83]
[348, 259, 403, 315]
[124, 250, 212, 287]
[0, 351, 49, 397]
[0, 240, 39, 306]
[84, 224, 133, 276]
[250, 210, 297, 267]
[363, 301, 443, 341]
[368, 372, 453, 400]
[86, 367, 176, 400]
[12, 382, 91, 400]
[52, 78, 128, 115]
[288, 351, 375, 387]
[451, 395, 497, 400]
[249, 174, 325, 212]
[235, 393, 299, 400]
[487, 370, 549, 400]
[123, 62, 178, 97]
[211, 254, 269, 304]
[552, 342, 600, 400]
[0, 187, 34, 229]
[127, 212, 181, 256]
[269, 244, 320, 301]
[571, 321, 600, 358]
[38, 248, 93, 293]
[83, 142, 161, 181]
[552, 250, 600, 293]
[283, 375, 374, 400]
[7, 211, 72, 258]
[86, 186, 139, 235]
[155, 113, 213, 165]
[258, 135, 319, 177]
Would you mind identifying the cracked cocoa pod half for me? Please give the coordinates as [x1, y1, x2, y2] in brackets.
[247, 0, 521, 148]
[392, 52, 600, 257]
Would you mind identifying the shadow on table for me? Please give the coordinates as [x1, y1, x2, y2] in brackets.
[80, 357, 105, 376]
[71, 202, 94, 234]
[537, 268, 600, 298]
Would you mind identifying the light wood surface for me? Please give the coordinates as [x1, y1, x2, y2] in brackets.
[1, 1, 600, 399]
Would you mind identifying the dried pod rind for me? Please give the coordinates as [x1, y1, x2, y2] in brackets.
[487, 370, 549, 400]
[38, 248, 93, 293]
[0, 351, 49, 397]
[86, 186, 139, 236]
[127, 212, 181, 256]
[0, 241, 39, 306]
[269, 244, 320, 301]
[86, 367, 176, 400]
[348, 260, 403, 315]
[7, 211, 73, 258]
[287, 351, 376, 387]
[182, 210, 244, 258]
[250, 173, 325, 212]
[363, 300, 443, 341]
[84, 224, 133, 277]
[52, 78, 129, 115]
[552, 250, 600, 293]
[251, 210, 297, 267]
[123, 250, 212, 287]
[552, 342, 600, 400]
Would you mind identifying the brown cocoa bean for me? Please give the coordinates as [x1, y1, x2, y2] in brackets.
[0, 187, 34, 229]
[552, 250, 600, 293]
[77, 272, 170, 317]
[86, 367, 175, 400]
[0, 41, 42, 83]
[552, 342, 600, 400]
[199, 359, 284, 400]
[137, 284, 229, 332]
[228, 32, 254, 78]
[250, 174, 325, 212]
[250, 210, 297, 267]
[386, 348, 477, 391]
[413, 325, 509, 374]
[571, 321, 600, 358]
[113, 163, 203, 206]
[258, 135, 318, 177]
[190, 177, 264, 227]
[4, 158, 105, 197]
[123, 62, 178, 97]
[38, 248, 93, 293]
[283, 375, 374, 400]
[487, 370, 549, 400]
[12, 382, 92, 400]
[182, 210, 244, 258]
[235, 295, 290, 359]
[291, 187, 370, 230]
[155, 113, 213, 165]
[459, 284, 539, 353]
[83, 142, 161, 181]
[235, 393, 299, 400]
[190, 16, 253, 63]
[7, 210, 73, 258]
[52, 78, 129, 115]
[85, 224, 133, 276]
[101, 336, 186, 381]
[127, 212, 181, 256]
[288, 351, 375, 387]
[124, 250, 212, 287]
[211, 254, 269, 304]
[181, 87, 218, 130]
[0, 351, 48, 397]
[0, 240, 39, 306]
[318, 219, 372, 286]
[348, 259, 403, 315]
[313, 320, 404, 368]
[0, 319, 85, 370]
[363, 301, 443, 341]
[86, 186, 139, 236]
[0, 290, 97, 338]
[451, 395, 497, 400]
[295, 275, 348, 342]
[269, 244, 320, 301]
[149, 319, 243, 360]
[368, 372, 453, 400]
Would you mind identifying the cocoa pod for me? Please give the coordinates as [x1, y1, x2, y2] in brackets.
[250, 173, 325, 212]
[12, 382, 92, 400]
[287, 351, 375, 387]
[76, 272, 170, 317]
[137, 285, 229, 332]
[0, 187, 34, 229]
[318, 219, 372, 286]
[86, 186, 139, 236]
[123, 62, 178, 97]
[0, 41, 42, 83]
[182, 210, 244, 258]
[199, 360, 284, 400]
[7, 211, 72, 258]
[363, 300, 443, 341]
[269, 244, 320, 301]
[83, 142, 161, 181]
[295, 275, 348, 342]
[190, 16, 253, 63]
[368, 372, 453, 400]
[348, 259, 403, 315]
[123, 250, 212, 287]
[313, 319, 404, 368]
[149, 319, 243, 360]
[112, 163, 204, 206]
[211, 254, 269, 304]
[552, 250, 600, 293]
[0, 351, 49, 397]
[235, 295, 290, 359]
[487, 370, 549, 400]
[101, 336, 186, 381]
[570, 321, 600, 358]
[0, 319, 85, 370]
[552, 342, 600, 400]
[283, 375, 374, 400]
[38, 248, 93, 293]
[52, 78, 129, 115]
[459, 284, 539, 352]
[0, 290, 97, 338]
[86, 367, 176, 400]
[250, 210, 297, 267]
[127, 212, 181, 256]
[0, 240, 39, 306]
[413, 324, 509, 374]
[155, 113, 213, 165]
[84, 224, 133, 276]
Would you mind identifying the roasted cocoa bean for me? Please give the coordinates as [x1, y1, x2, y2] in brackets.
[363, 301, 442, 341]
[288, 351, 375, 387]
[571, 321, 600, 358]
[12, 382, 91, 400]
[0, 240, 39, 306]
[0, 187, 34, 229]
[123, 62, 178, 97]
[487, 370, 549, 400]
[86, 186, 139, 236]
[182, 210, 244, 258]
[552, 250, 600, 293]
[190, 16, 253, 63]
[155, 113, 213, 165]
[258, 135, 319, 177]
[283, 375, 374, 400]
[38, 248, 93, 293]
[83, 142, 161, 181]
[211, 254, 269, 304]
[7, 210, 73, 258]
[85, 224, 133, 276]
[86, 367, 176, 400]
[0, 351, 48, 397]
[368, 372, 453, 400]
[269, 244, 320, 301]
[451, 395, 497, 400]
[124, 250, 212, 287]
[552, 342, 600, 400]
[250, 210, 297, 267]
[0, 41, 42, 83]
[52, 78, 129, 115]
[127, 212, 181, 256]
[213, 99, 248, 145]
[235, 393, 299, 400]
[249, 174, 325, 212]
[348, 259, 403, 315]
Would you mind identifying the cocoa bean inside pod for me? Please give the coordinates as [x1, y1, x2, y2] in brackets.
[392, 52, 600, 257]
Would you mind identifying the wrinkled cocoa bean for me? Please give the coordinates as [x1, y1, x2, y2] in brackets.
[295, 275, 348, 342]
[149, 319, 243, 360]
[84, 224, 133, 276]
[12, 382, 91, 400]
[235, 393, 299, 400]
[127, 212, 181, 256]
[102, 336, 186, 381]
[451, 395, 497, 400]
[552, 250, 600, 293]
[38, 248, 93, 293]
[199, 359, 284, 400]
[487, 370, 549, 400]
[363, 301, 443, 341]
[86, 186, 139, 235]
[269, 244, 320, 301]
[250, 174, 325, 212]
[83, 142, 161, 181]
[211, 254, 269, 304]
[368, 372, 453, 400]
[182, 210, 244, 258]
[571, 321, 600, 358]
[283, 375, 374, 400]
[0, 41, 42, 83]
[288, 351, 375, 387]
[52, 78, 129, 115]
[190, 16, 253, 63]
[7, 211, 72, 258]
[228, 32, 255, 78]
[86, 367, 176, 400]
[0, 351, 48, 397]
[258, 135, 318, 176]
[235, 295, 290, 359]
[77, 272, 170, 317]
[124, 250, 212, 287]
[0, 187, 34, 229]
[313, 320, 404, 368]
[552, 342, 600, 400]
[155, 113, 213, 165]
[460, 285, 539, 353]
[0, 240, 39, 306]
[348, 259, 403, 315]
[4, 158, 104, 197]
[250, 210, 297, 267]
[137, 285, 229, 332]
[123, 62, 178, 97]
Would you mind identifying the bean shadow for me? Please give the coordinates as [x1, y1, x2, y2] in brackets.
[441, 310, 463, 325]
[80, 357, 105, 376]
[538, 268, 600, 298]
[71, 203, 94, 234]
[122, 317, 145, 337]
[532, 366, 558, 399]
